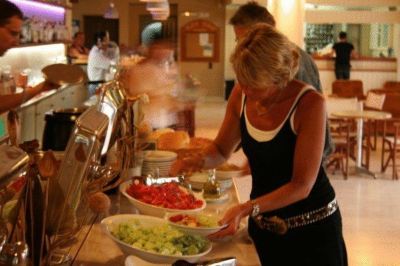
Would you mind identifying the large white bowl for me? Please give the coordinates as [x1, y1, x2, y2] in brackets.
[120, 180, 206, 218]
[165, 212, 226, 237]
[101, 214, 212, 264]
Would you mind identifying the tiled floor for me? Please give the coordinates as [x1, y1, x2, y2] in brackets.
[195, 98, 400, 266]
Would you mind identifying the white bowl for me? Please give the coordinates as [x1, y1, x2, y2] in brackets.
[101, 214, 212, 264]
[187, 172, 208, 191]
[165, 212, 226, 237]
[120, 180, 206, 218]
[215, 169, 244, 179]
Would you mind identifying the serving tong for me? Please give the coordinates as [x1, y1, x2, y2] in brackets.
[135, 174, 193, 193]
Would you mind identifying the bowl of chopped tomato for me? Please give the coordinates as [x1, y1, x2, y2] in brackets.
[165, 213, 226, 237]
[120, 180, 206, 218]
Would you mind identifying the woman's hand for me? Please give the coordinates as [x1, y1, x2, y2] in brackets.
[208, 203, 248, 240]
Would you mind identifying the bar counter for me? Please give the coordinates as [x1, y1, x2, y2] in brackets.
[72, 182, 261, 266]
[311, 55, 398, 94]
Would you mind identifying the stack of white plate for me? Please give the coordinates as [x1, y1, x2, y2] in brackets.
[141, 150, 177, 176]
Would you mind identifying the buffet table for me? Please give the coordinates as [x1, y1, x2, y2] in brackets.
[72, 182, 261, 266]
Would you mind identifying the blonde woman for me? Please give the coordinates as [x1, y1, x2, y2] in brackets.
[170, 24, 347, 265]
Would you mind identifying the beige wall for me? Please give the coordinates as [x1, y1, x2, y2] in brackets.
[71, 0, 226, 98]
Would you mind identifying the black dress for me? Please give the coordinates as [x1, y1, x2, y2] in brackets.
[240, 85, 348, 266]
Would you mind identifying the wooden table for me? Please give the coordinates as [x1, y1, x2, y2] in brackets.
[332, 110, 392, 177]
[71, 184, 260, 266]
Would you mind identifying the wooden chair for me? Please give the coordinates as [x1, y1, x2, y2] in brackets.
[325, 97, 360, 178]
[326, 118, 353, 178]
[363, 91, 386, 150]
[380, 93, 400, 179]
[331, 80, 365, 100]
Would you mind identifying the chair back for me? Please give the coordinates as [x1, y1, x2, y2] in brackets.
[364, 91, 386, 111]
[382, 93, 400, 119]
[379, 92, 400, 135]
[383, 81, 400, 90]
[332, 80, 364, 100]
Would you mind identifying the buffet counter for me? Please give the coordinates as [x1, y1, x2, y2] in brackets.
[73, 182, 260, 266]
[311, 55, 398, 94]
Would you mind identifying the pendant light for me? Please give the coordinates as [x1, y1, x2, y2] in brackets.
[104, 1, 119, 19]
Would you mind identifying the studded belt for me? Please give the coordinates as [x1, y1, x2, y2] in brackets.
[253, 198, 338, 235]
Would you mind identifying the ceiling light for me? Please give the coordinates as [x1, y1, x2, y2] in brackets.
[104, 1, 119, 19]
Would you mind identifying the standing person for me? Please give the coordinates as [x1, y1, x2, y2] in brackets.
[68, 31, 89, 60]
[170, 24, 347, 266]
[0, 0, 56, 114]
[87, 31, 114, 95]
[229, 1, 333, 159]
[331, 31, 357, 80]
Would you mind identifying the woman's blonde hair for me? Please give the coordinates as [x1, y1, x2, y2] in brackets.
[231, 23, 299, 90]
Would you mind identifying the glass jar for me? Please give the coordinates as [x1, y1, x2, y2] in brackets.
[203, 169, 221, 199]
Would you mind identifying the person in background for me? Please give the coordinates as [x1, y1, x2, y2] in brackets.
[0, 0, 56, 114]
[87, 31, 114, 95]
[171, 23, 347, 266]
[330, 31, 358, 80]
[228, 1, 333, 161]
[68, 31, 89, 60]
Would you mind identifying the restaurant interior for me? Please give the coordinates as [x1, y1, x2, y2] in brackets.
[0, 0, 400, 265]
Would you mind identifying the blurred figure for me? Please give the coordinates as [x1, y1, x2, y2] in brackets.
[122, 38, 182, 129]
[68, 31, 89, 60]
[329, 31, 358, 80]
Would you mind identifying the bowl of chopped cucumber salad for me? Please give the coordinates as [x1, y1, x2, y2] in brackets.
[101, 214, 212, 263]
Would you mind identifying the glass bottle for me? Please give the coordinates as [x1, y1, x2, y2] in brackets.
[203, 169, 221, 199]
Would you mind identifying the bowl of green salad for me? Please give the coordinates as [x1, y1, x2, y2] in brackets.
[101, 214, 212, 264]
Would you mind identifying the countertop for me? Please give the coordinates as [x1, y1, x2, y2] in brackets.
[70, 182, 260, 266]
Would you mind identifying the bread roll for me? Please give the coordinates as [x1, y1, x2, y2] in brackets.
[147, 128, 175, 141]
[157, 131, 190, 150]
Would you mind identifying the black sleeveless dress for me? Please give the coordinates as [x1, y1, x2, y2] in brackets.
[241, 86, 347, 266]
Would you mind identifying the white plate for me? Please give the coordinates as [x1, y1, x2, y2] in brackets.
[144, 151, 177, 162]
[102, 214, 212, 264]
[165, 212, 226, 237]
[204, 193, 229, 204]
[120, 180, 206, 218]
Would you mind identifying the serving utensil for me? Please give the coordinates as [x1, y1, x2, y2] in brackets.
[41, 64, 87, 86]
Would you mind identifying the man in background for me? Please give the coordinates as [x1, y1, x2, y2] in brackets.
[229, 1, 332, 158]
[230, 1, 322, 91]
[0, 0, 56, 114]
[68, 31, 89, 61]
[331, 31, 357, 80]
